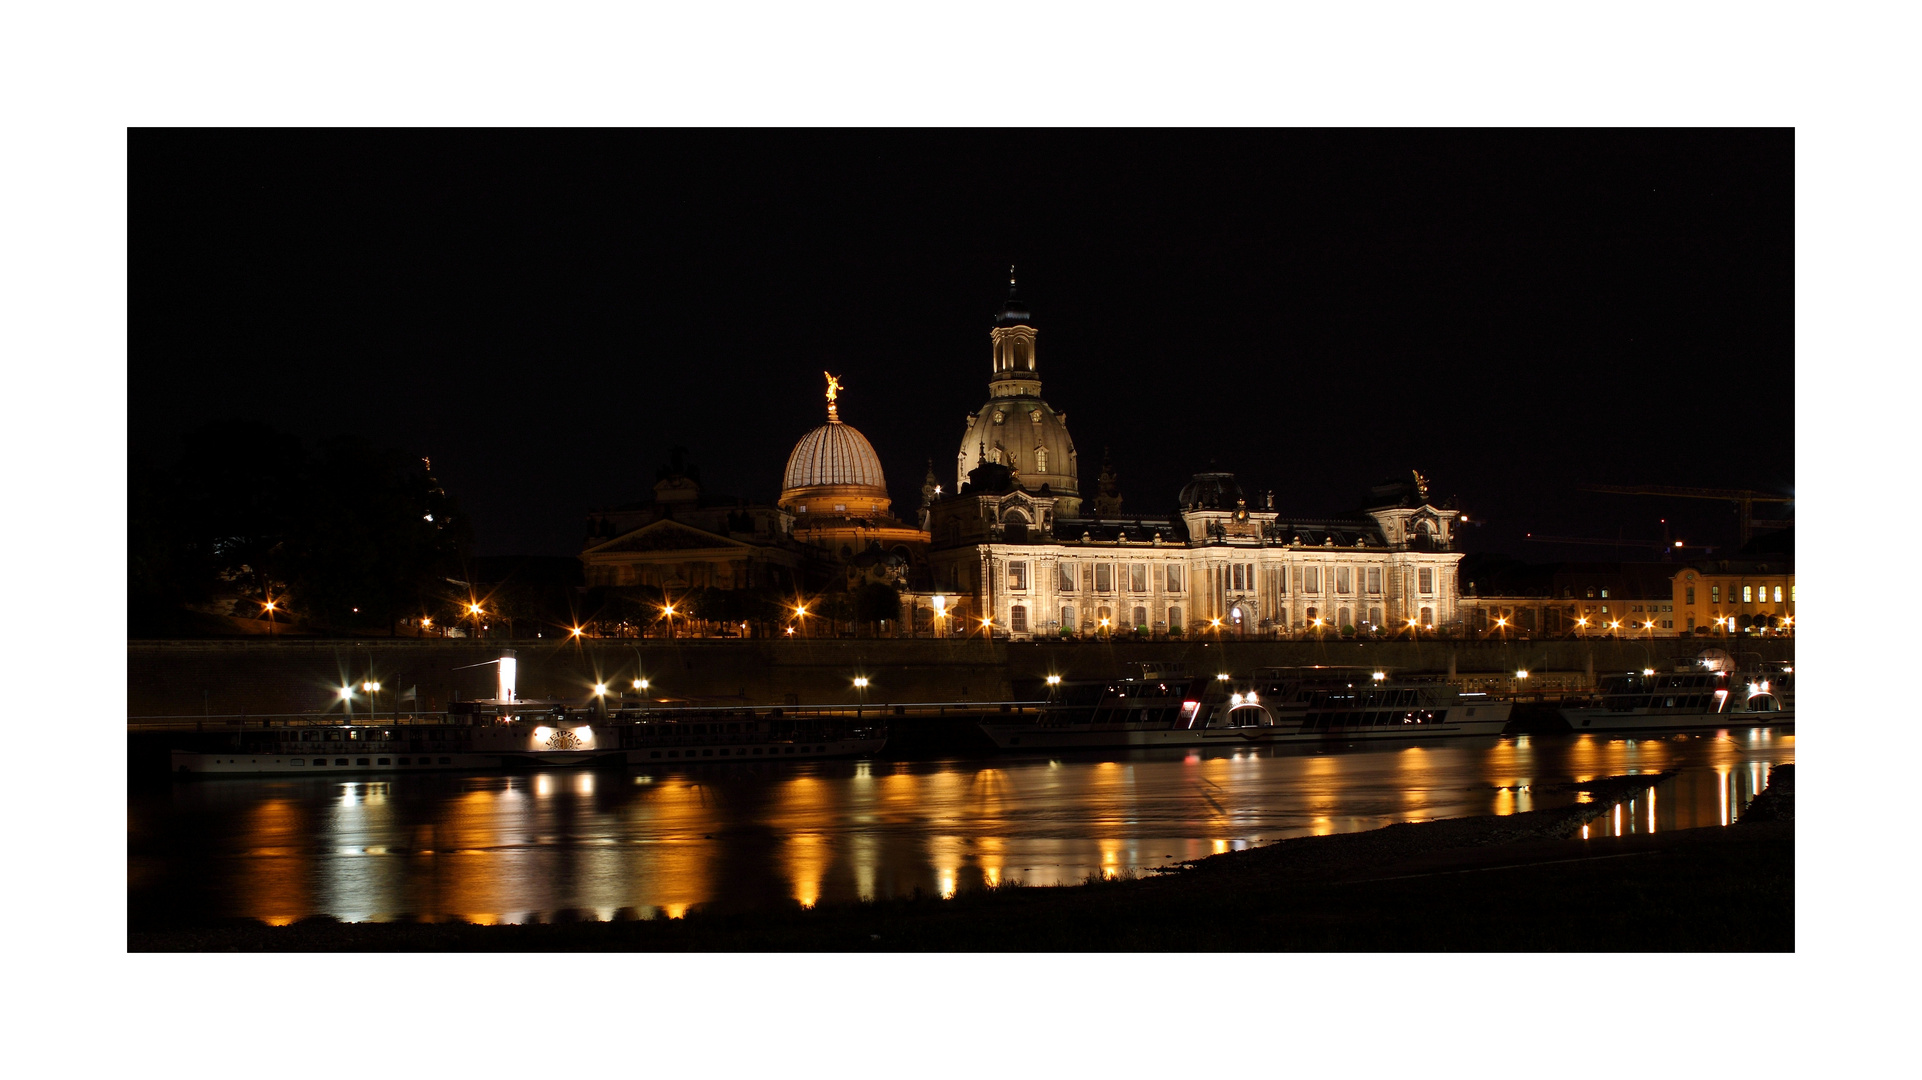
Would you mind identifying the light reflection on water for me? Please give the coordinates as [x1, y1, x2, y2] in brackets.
[131, 729, 1792, 924]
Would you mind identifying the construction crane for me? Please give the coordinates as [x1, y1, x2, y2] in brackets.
[1523, 533, 1713, 559]
[1581, 485, 1793, 546]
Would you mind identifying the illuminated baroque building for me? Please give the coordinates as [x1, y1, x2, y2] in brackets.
[919, 284, 1465, 639]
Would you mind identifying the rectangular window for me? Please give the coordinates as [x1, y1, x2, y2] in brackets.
[1418, 568, 1434, 594]
[1336, 567, 1353, 594]
[1743, 585, 1753, 603]
[1600, 587, 1609, 599]
[1062, 606, 1076, 629]
[1303, 566, 1321, 594]
[1686, 586, 1695, 605]
[1366, 567, 1381, 594]
[1058, 562, 1075, 591]
[1712, 586, 1720, 604]
[1130, 564, 1148, 592]
[1009, 562, 1027, 590]
[1166, 565, 1183, 593]
[1010, 606, 1028, 632]
[1096, 564, 1113, 592]
[1792, 585, 1797, 602]
[1774, 586, 1783, 603]
[1232, 564, 1244, 591]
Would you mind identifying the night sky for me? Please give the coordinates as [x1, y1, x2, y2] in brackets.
[134, 129, 1792, 559]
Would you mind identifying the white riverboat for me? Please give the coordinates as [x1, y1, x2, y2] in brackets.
[168, 649, 889, 776]
[979, 664, 1512, 750]
[169, 702, 891, 776]
[1560, 661, 1794, 733]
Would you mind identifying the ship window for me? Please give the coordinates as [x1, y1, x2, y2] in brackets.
[650, 751, 661, 759]
[336, 759, 348, 765]
[703, 749, 714, 756]
[438, 757, 451, 764]
[398, 757, 410, 765]
[377, 758, 390, 765]
[357, 758, 370, 765]
[785, 747, 794, 753]
[753, 748, 763, 754]
[292, 759, 305, 766]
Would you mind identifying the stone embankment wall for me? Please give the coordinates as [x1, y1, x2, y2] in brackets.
[127, 637, 1794, 717]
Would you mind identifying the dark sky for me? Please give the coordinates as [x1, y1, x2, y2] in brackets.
[134, 129, 1792, 560]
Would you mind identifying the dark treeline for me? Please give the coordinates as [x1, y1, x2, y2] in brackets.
[129, 422, 473, 637]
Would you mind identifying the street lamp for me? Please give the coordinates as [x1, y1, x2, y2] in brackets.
[468, 602, 485, 639]
[1575, 615, 1589, 639]
[662, 604, 677, 639]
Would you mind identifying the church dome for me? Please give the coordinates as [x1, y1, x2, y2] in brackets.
[784, 420, 886, 492]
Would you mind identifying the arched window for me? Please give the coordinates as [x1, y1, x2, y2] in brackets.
[1133, 606, 1147, 628]
[1338, 606, 1351, 628]
[1168, 605, 1182, 629]
[1419, 606, 1433, 627]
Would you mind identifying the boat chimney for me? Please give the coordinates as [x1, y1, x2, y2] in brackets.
[498, 649, 518, 703]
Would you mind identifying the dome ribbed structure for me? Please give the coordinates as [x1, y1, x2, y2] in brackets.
[783, 420, 888, 494]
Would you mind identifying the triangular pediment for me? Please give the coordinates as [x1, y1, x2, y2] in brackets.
[587, 518, 756, 555]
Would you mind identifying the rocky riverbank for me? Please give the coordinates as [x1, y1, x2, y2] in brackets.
[130, 769, 1793, 952]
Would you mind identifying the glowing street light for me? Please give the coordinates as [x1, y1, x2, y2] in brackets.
[1372, 671, 1387, 682]
[853, 676, 869, 688]
[593, 682, 607, 696]
[1516, 669, 1530, 680]
[571, 625, 585, 638]
[1045, 675, 1062, 686]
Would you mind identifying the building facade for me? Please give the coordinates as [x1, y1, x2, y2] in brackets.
[919, 285, 1464, 640]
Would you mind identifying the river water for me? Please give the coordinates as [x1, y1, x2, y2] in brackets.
[128, 729, 1792, 925]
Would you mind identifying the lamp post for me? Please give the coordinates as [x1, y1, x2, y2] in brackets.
[793, 605, 808, 639]
[262, 598, 278, 637]
[662, 604, 677, 640]
[468, 602, 485, 640]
